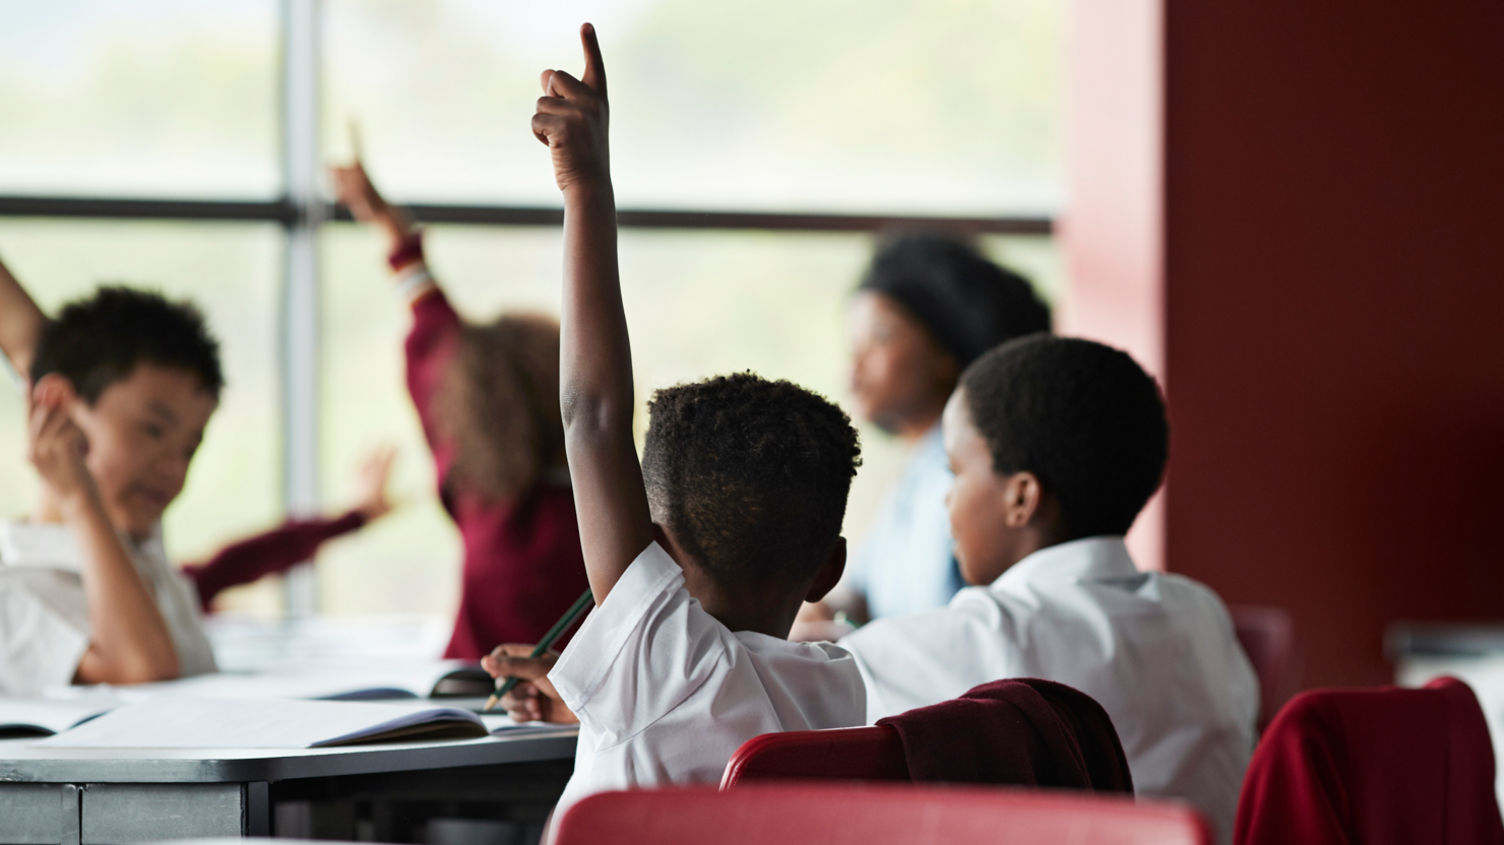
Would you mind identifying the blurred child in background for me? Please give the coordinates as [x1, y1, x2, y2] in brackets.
[800, 234, 1050, 633]
[330, 160, 590, 660]
[0, 261, 396, 696]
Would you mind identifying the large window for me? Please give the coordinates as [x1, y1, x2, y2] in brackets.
[0, 0, 1063, 618]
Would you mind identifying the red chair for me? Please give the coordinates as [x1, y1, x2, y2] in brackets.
[1235, 676, 1504, 845]
[555, 783, 1212, 845]
[719, 725, 908, 788]
[1229, 604, 1299, 731]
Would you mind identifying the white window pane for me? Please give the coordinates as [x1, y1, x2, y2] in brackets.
[325, 0, 1064, 215]
[0, 221, 282, 610]
[317, 223, 1059, 615]
[0, 0, 280, 198]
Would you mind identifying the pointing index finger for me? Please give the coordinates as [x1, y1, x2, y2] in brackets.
[580, 22, 606, 98]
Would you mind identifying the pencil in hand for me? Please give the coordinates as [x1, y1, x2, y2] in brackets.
[482, 588, 594, 713]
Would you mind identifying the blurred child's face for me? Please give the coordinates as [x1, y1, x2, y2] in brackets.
[848, 292, 958, 435]
[69, 363, 218, 540]
[942, 388, 1031, 586]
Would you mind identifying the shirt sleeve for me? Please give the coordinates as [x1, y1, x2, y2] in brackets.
[0, 573, 91, 697]
[404, 283, 464, 481]
[549, 542, 733, 750]
[179, 511, 367, 610]
[842, 593, 1025, 723]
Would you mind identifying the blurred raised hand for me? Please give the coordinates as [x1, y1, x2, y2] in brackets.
[352, 444, 399, 523]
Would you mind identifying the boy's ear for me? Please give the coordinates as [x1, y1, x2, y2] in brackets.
[1000, 470, 1045, 528]
[803, 537, 847, 603]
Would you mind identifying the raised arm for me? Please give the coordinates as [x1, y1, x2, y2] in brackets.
[330, 160, 415, 262]
[534, 24, 653, 603]
[0, 252, 48, 380]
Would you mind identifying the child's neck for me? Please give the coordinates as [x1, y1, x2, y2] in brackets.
[679, 562, 801, 639]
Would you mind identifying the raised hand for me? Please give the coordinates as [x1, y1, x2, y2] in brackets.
[329, 159, 410, 250]
[352, 444, 399, 523]
[533, 23, 610, 193]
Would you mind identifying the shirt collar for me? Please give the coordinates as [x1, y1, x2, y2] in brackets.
[990, 536, 1139, 591]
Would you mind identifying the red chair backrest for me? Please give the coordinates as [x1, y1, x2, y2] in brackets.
[719, 725, 908, 789]
[1229, 604, 1298, 731]
[1235, 676, 1504, 845]
[555, 783, 1212, 845]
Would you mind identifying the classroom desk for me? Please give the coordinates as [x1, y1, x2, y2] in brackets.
[0, 727, 577, 844]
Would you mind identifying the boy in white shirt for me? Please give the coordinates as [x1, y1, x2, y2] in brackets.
[480, 25, 867, 822]
[0, 277, 222, 696]
[839, 336, 1258, 844]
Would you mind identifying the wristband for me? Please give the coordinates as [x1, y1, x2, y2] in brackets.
[393, 264, 436, 306]
[387, 230, 425, 271]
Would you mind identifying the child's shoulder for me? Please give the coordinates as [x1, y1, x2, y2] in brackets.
[0, 519, 82, 571]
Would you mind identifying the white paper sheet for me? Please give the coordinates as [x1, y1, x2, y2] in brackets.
[34, 696, 487, 748]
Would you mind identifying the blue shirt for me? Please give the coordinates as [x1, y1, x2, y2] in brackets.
[845, 425, 964, 619]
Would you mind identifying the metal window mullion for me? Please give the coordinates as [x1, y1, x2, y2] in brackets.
[279, 0, 323, 618]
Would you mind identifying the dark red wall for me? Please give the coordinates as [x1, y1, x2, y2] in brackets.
[1160, 2, 1504, 686]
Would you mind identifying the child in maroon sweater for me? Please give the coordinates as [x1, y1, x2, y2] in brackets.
[330, 159, 590, 660]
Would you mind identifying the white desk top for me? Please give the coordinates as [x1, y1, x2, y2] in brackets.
[0, 725, 578, 784]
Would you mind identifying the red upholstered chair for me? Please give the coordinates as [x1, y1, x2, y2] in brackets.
[1235, 676, 1504, 845]
[719, 725, 908, 788]
[1229, 604, 1299, 731]
[554, 783, 1212, 845]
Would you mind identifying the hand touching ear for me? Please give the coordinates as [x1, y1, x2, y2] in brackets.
[27, 374, 98, 509]
[533, 23, 610, 193]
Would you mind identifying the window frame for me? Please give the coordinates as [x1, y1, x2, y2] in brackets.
[0, 0, 1054, 614]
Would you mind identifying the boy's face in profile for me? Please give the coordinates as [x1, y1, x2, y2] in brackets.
[68, 363, 218, 540]
[942, 388, 1028, 586]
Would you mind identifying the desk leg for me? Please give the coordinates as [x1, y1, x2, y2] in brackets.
[61, 784, 80, 845]
[247, 782, 270, 836]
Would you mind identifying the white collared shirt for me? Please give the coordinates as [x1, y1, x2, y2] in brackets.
[549, 541, 866, 823]
[840, 536, 1257, 845]
[0, 520, 217, 697]
[845, 425, 963, 618]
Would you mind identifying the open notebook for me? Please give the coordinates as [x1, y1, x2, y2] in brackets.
[0, 699, 118, 738]
[32, 697, 499, 748]
[49, 660, 496, 704]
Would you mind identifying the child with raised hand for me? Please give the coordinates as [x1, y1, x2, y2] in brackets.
[329, 155, 590, 660]
[838, 335, 1258, 844]
[482, 23, 866, 817]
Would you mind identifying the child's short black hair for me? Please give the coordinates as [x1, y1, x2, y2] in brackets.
[30, 286, 224, 403]
[642, 373, 862, 586]
[961, 335, 1168, 538]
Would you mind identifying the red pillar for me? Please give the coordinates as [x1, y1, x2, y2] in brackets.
[1067, 0, 1504, 687]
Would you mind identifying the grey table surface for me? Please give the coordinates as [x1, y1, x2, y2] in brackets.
[0, 726, 578, 784]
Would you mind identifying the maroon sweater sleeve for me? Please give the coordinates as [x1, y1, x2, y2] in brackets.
[181, 511, 366, 610]
[405, 286, 463, 484]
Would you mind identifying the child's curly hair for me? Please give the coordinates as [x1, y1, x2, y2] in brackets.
[433, 313, 564, 502]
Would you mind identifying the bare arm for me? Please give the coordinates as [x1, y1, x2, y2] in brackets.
[534, 24, 654, 603]
[28, 376, 179, 684]
[0, 253, 47, 380]
[330, 159, 413, 259]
